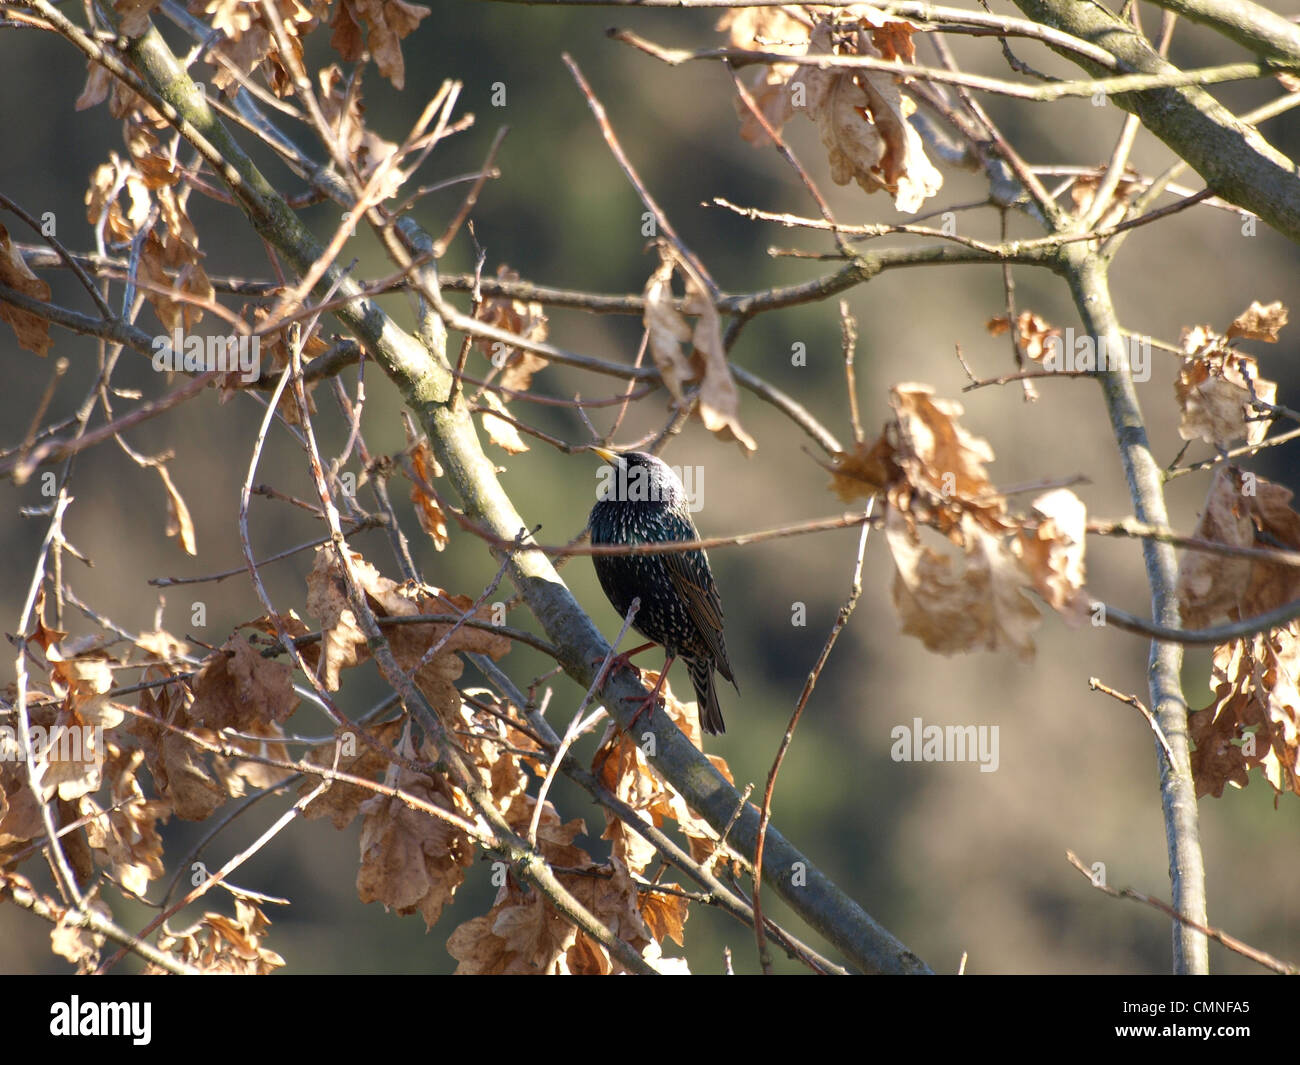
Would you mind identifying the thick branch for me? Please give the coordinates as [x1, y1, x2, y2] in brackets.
[1147, 0, 1300, 63]
[1012, 0, 1300, 244]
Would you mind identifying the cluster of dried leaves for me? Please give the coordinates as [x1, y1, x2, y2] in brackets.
[829, 382, 1088, 661]
[719, 6, 942, 213]
[1177, 464, 1300, 801]
[828, 297, 1297, 802]
[3, 533, 741, 972]
[0, 588, 289, 971]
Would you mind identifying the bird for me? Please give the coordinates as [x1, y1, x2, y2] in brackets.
[587, 447, 737, 734]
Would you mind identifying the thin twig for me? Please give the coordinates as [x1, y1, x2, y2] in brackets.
[1065, 851, 1298, 975]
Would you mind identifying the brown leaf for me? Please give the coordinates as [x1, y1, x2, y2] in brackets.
[407, 430, 449, 551]
[299, 718, 405, 829]
[638, 883, 690, 948]
[887, 508, 1039, 660]
[1225, 300, 1288, 343]
[356, 727, 474, 929]
[157, 898, 285, 973]
[190, 634, 299, 732]
[724, 14, 939, 211]
[717, 7, 807, 144]
[0, 221, 53, 356]
[828, 431, 900, 503]
[80, 746, 169, 898]
[154, 463, 197, 556]
[801, 21, 941, 212]
[317, 64, 401, 191]
[1014, 488, 1088, 622]
[51, 894, 110, 971]
[1191, 631, 1300, 799]
[478, 390, 529, 454]
[595, 673, 733, 879]
[333, 0, 429, 90]
[642, 246, 757, 453]
[473, 266, 549, 392]
[891, 383, 997, 507]
[1175, 334, 1276, 449]
[986, 310, 1061, 364]
[1177, 466, 1300, 628]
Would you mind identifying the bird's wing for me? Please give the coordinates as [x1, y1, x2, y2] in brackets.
[664, 544, 735, 683]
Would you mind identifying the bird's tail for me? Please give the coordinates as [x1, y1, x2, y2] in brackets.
[687, 657, 726, 735]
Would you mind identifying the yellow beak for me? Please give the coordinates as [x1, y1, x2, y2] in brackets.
[590, 446, 620, 463]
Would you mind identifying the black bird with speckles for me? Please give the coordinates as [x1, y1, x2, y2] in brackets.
[588, 448, 737, 734]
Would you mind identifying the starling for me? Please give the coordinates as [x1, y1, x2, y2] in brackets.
[588, 447, 737, 734]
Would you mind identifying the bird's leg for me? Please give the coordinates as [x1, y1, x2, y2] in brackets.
[623, 653, 674, 732]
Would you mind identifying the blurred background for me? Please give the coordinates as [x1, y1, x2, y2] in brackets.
[1, 0, 1298, 974]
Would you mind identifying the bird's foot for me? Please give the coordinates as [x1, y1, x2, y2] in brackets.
[621, 688, 665, 732]
[590, 642, 655, 689]
[618, 655, 674, 733]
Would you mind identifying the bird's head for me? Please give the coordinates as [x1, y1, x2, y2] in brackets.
[590, 447, 688, 508]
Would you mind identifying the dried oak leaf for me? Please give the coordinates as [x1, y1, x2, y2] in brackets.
[356, 726, 475, 929]
[450, 797, 673, 975]
[1225, 300, 1288, 343]
[298, 718, 405, 829]
[330, 0, 430, 91]
[595, 673, 732, 879]
[50, 891, 112, 972]
[473, 266, 550, 392]
[986, 310, 1061, 364]
[1013, 488, 1088, 623]
[478, 390, 529, 454]
[643, 247, 757, 453]
[827, 430, 900, 503]
[0, 762, 47, 852]
[189, 633, 299, 732]
[128, 682, 225, 821]
[890, 383, 1001, 533]
[1175, 325, 1277, 449]
[154, 463, 197, 556]
[638, 881, 690, 948]
[80, 745, 169, 898]
[0, 221, 52, 356]
[558, 856, 656, 975]
[717, 6, 810, 145]
[1176, 465, 1258, 628]
[1176, 465, 1300, 628]
[194, 0, 325, 95]
[1191, 631, 1300, 799]
[723, 13, 939, 211]
[1240, 475, 1300, 619]
[84, 154, 152, 242]
[887, 507, 1039, 660]
[447, 883, 578, 975]
[156, 898, 285, 974]
[797, 20, 941, 212]
[406, 426, 449, 551]
[317, 63, 400, 191]
[447, 798, 593, 974]
[303, 548, 370, 690]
